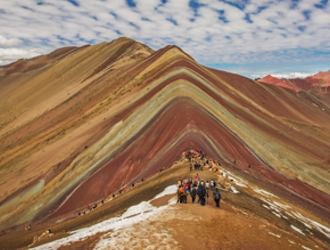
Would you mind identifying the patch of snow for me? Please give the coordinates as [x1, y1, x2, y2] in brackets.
[260, 198, 282, 213]
[271, 211, 281, 218]
[152, 185, 177, 200]
[240, 210, 249, 216]
[235, 182, 247, 188]
[168, 196, 177, 205]
[94, 221, 177, 250]
[301, 245, 312, 250]
[268, 231, 281, 238]
[272, 201, 290, 209]
[262, 204, 271, 210]
[290, 225, 305, 235]
[254, 188, 276, 197]
[260, 198, 330, 240]
[219, 170, 248, 187]
[269, 204, 281, 213]
[288, 240, 296, 245]
[30, 185, 176, 250]
[258, 195, 330, 240]
[309, 220, 330, 239]
[121, 201, 154, 218]
[289, 211, 330, 239]
[301, 222, 313, 230]
[270, 72, 314, 79]
[227, 175, 247, 187]
[230, 186, 240, 194]
[259, 198, 290, 215]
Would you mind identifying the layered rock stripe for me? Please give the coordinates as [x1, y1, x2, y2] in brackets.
[0, 38, 329, 230]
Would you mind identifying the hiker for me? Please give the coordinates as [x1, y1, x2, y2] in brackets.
[205, 180, 210, 202]
[186, 150, 192, 160]
[177, 183, 182, 203]
[213, 188, 222, 208]
[178, 185, 187, 203]
[210, 180, 216, 191]
[190, 182, 197, 203]
[183, 179, 190, 194]
[194, 173, 200, 182]
[194, 163, 198, 170]
[184, 179, 190, 201]
[188, 177, 193, 186]
[197, 181, 207, 206]
[205, 180, 210, 190]
[25, 224, 31, 231]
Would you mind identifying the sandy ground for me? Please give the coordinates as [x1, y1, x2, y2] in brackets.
[61, 196, 323, 250]
[168, 202, 312, 250]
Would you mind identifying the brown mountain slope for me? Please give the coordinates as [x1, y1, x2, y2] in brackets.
[0, 38, 329, 248]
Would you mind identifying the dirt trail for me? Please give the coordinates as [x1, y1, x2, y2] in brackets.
[66, 196, 323, 250]
[169, 202, 315, 250]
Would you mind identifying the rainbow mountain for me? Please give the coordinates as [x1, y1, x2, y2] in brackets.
[0, 37, 329, 248]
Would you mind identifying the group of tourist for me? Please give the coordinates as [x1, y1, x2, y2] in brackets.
[183, 149, 220, 173]
[183, 149, 207, 171]
[177, 173, 222, 208]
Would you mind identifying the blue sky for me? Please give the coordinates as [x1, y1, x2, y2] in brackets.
[0, 0, 329, 78]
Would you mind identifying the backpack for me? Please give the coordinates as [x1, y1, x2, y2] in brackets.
[198, 186, 206, 197]
[214, 191, 221, 200]
[184, 183, 189, 192]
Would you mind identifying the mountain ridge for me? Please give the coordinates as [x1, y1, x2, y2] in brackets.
[257, 71, 330, 92]
[0, 38, 329, 237]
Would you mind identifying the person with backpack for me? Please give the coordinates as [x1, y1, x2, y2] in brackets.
[182, 180, 190, 203]
[183, 179, 190, 193]
[178, 185, 187, 203]
[177, 181, 182, 203]
[190, 182, 197, 203]
[197, 181, 206, 206]
[213, 187, 221, 208]
[205, 180, 210, 203]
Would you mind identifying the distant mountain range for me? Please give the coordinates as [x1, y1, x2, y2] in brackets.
[257, 71, 330, 92]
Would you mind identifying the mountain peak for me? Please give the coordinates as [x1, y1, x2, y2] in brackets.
[107, 36, 141, 45]
[105, 36, 153, 53]
[158, 44, 195, 62]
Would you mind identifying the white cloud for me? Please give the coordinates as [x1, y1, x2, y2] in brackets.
[269, 72, 317, 79]
[0, 35, 21, 47]
[0, 47, 44, 65]
[0, 0, 329, 72]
